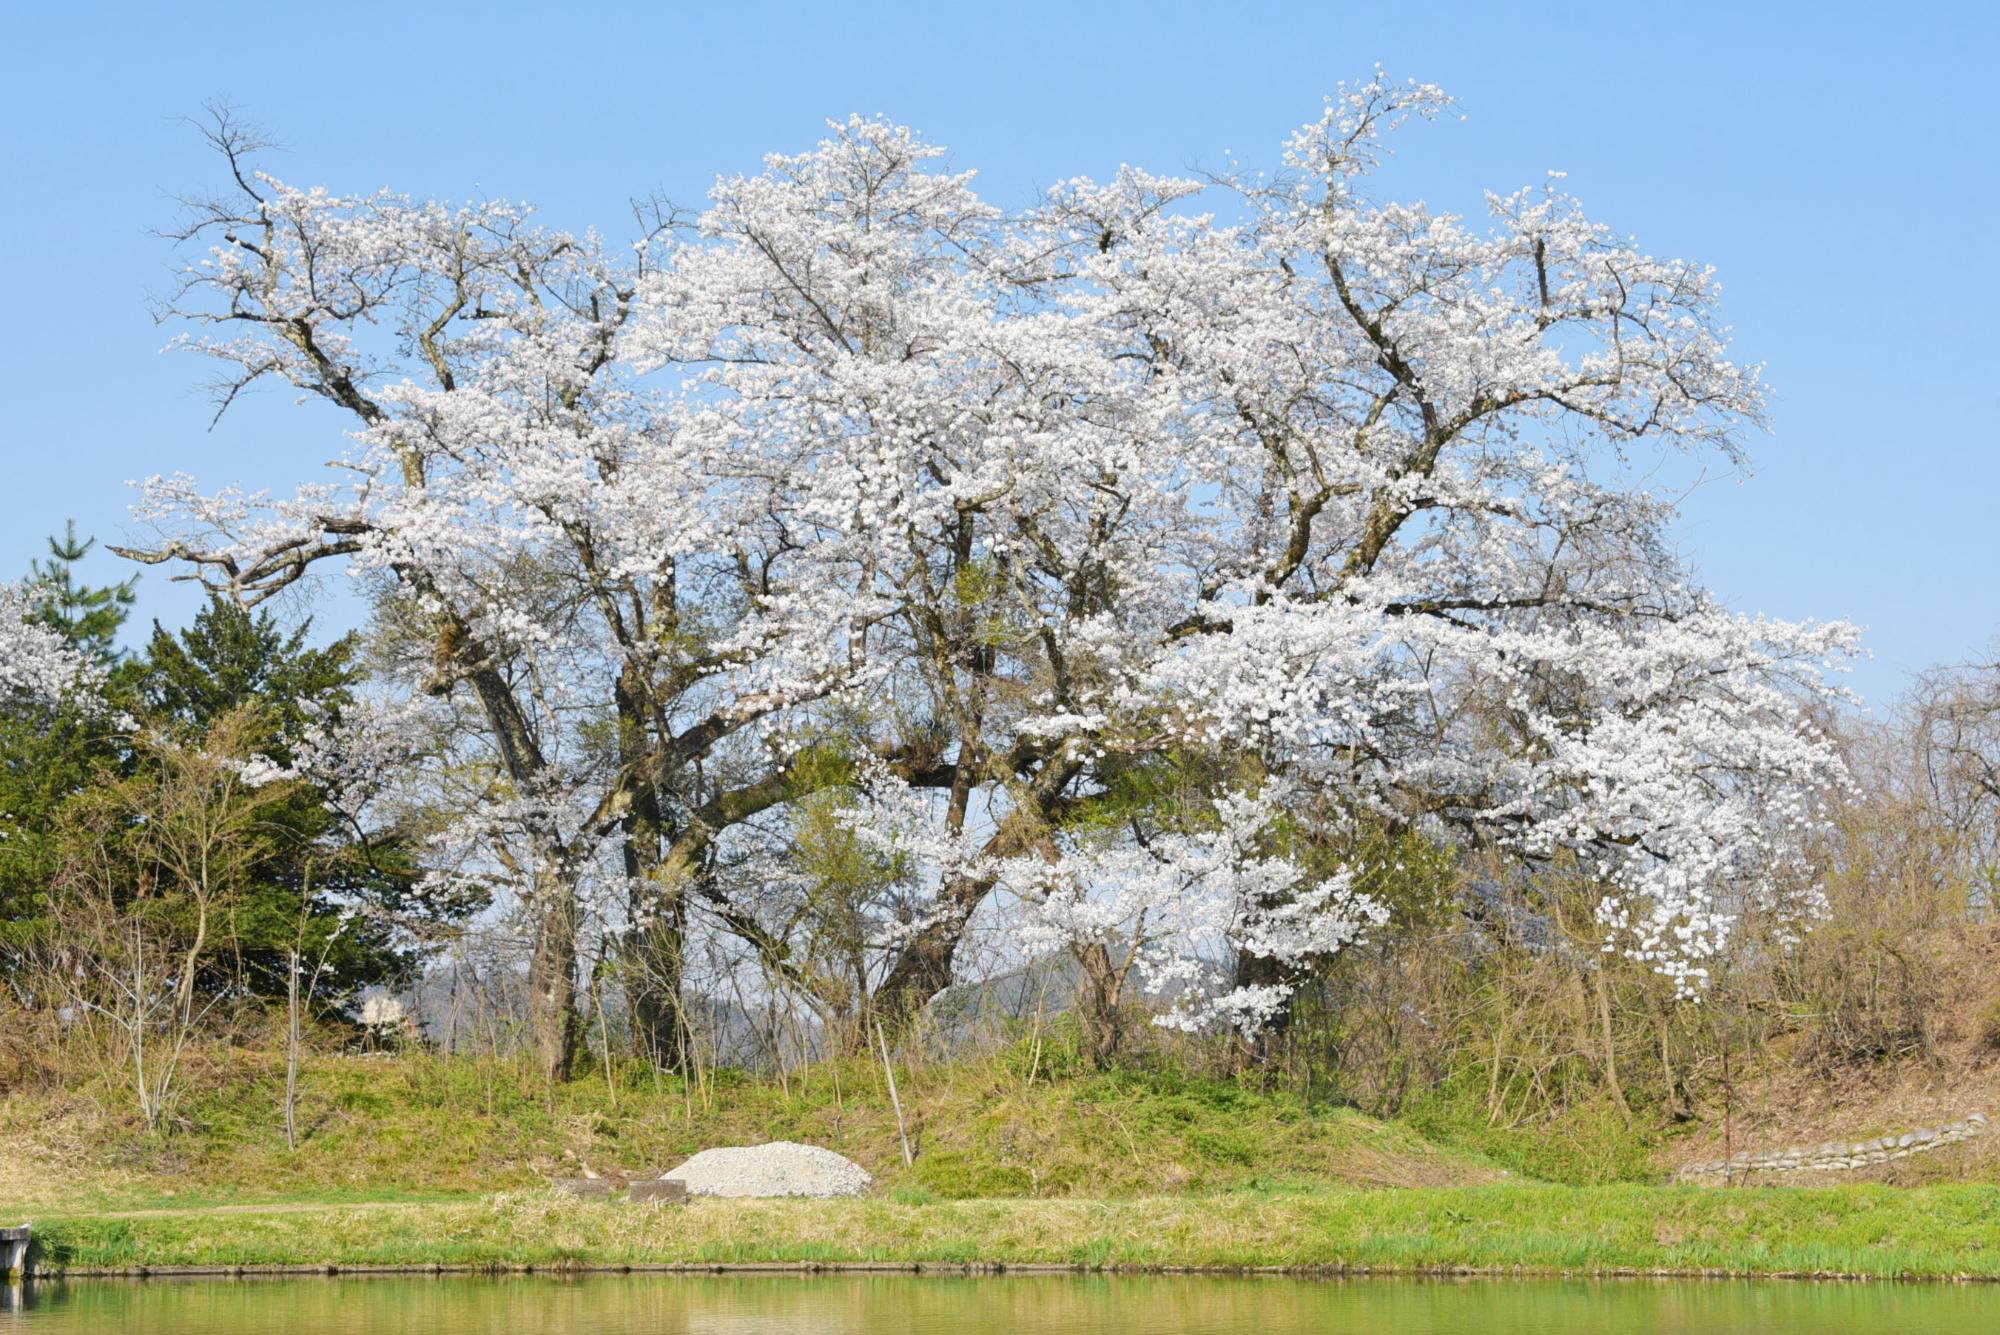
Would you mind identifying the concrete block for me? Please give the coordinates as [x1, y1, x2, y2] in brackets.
[629, 1178, 689, 1205]
[1, 1227, 31, 1279]
[552, 1177, 615, 1199]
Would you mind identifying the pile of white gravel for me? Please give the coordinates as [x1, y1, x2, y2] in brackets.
[663, 1141, 874, 1198]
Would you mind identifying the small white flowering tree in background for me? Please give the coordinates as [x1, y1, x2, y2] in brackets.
[2, 580, 109, 922]
[1, 582, 99, 707]
[128, 76, 1852, 1068]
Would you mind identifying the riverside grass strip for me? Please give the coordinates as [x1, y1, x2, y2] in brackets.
[31, 1184, 2000, 1281]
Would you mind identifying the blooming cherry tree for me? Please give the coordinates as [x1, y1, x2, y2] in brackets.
[132, 81, 1852, 1062]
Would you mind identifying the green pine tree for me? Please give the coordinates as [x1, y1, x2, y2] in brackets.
[26, 519, 139, 665]
[3, 524, 142, 954]
[129, 596, 434, 1002]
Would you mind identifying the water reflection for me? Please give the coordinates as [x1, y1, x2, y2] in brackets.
[1, 1281, 51, 1319]
[7, 1273, 1998, 1334]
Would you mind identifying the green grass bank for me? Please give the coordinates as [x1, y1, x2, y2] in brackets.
[28, 1184, 2000, 1280]
[1, 1048, 1507, 1213]
[10, 1044, 2000, 1281]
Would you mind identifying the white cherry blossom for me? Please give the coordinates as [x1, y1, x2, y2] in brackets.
[132, 81, 1853, 1046]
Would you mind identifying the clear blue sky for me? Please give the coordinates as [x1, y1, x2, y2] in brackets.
[3, 1, 1994, 706]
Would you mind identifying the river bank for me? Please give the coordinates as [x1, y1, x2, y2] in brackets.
[26, 1184, 2000, 1281]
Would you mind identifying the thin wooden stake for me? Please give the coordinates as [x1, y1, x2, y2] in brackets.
[875, 1020, 913, 1168]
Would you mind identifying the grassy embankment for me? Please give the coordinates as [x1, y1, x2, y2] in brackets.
[8, 1043, 1999, 1278]
[1, 1043, 1505, 1212]
[29, 1186, 2000, 1279]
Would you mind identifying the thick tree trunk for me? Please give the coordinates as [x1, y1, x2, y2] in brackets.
[614, 665, 692, 1070]
[873, 754, 1082, 1031]
[617, 760, 687, 1065]
[446, 614, 582, 1084]
[1230, 948, 1299, 1068]
[871, 759, 983, 1030]
[871, 871, 991, 1030]
[626, 889, 689, 1069]
[527, 862, 581, 1083]
[1076, 941, 1127, 1068]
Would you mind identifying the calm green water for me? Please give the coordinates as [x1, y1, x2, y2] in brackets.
[5, 1274, 1999, 1334]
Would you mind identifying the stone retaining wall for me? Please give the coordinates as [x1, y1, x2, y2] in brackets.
[1675, 1111, 1988, 1183]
